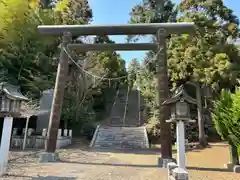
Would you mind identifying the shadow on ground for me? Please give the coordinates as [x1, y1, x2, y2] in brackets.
[32, 176, 76, 180]
[60, 160, 159, 168]
[5, 174, 76, 180]
[187, 166, 231, 172]
[59, 160, 231, 173]
[87, 147, 177, 155]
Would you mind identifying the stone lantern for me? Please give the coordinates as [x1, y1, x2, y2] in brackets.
[0, 82, 28, 116]
[0, 82, 28, 176]
[164, 85, 197, 123]
[162, 85, 197, 170]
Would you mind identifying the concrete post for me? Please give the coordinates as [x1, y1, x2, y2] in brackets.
[69, 129, 72, 145]
[12, 128, 17, 136]
[57, 129, 62, 137]
[69, 129, 72, 137]
[22, 116, 30, 150]
[42, 129, 47, 136]
[176, 120, 186, 169]
[64, 129, 68, 136]
[137, 86, 141, 126]
[56, 129, 62, 148]
[0, 116, 13, 176]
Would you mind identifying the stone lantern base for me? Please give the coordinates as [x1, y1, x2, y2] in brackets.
[38, 152, 59, 163]
[158, 157, 177, 168]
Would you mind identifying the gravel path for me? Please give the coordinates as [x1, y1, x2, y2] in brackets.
[1, 142, 240, 180]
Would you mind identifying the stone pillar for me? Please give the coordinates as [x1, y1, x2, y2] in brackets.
[69, 129, 72, 137]
[156, 29, 172, 164]
[56, 129, 62, 149]
[68, 129, 72, 145]
[12, 128, 17, 136]
[0, 116, 13, 176]
[176, 120, 186, 169]
[42, 129, 47, 136]
[63, 129, 68, 136]
[45, 32, 72, 155]
[57, 129, 62, 137]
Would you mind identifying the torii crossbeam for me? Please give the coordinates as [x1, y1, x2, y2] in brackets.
[38, 23, 195, 35]
[37, 22, 196, 165]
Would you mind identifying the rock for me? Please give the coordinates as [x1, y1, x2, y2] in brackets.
[233, 165, 240, 173]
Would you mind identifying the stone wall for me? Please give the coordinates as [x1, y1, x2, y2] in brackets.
[11, 128, 72, 149]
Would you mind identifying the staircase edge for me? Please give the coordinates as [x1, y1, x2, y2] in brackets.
[89, 124, 100, 147]
[143, 126, 150, 148]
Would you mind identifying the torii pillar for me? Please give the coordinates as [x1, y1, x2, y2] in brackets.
[39, 32, 72, 162]
[157, 29, 175, 167]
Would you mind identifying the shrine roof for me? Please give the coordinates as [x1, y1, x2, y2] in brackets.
[162, 85, 197, 105]
[0, 82, 28, 101]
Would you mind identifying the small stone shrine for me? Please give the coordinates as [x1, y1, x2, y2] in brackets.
[0, 82, 28, 176]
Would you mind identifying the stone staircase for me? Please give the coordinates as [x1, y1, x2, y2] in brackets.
[90, 87, 149, 149]
[91, 126, 149, 149]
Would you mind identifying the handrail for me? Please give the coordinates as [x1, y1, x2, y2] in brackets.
[123, 86, 130, 126]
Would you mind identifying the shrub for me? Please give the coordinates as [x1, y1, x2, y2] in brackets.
[81, 123, 96, 141]
[212, 88, 240, 147]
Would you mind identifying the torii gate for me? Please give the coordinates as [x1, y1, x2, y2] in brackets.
[37, 23, 195, 163]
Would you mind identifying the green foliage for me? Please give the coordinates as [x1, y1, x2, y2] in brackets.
[128, 0, 240, 142]
[128, 0, 177, 42]
[212, 88, 240, 146]
[212, 89, 233, 140]
[168, 0, 240, 90]
[0, 0, 127, 137]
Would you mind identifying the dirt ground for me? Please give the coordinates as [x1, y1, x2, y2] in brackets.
[2, 141, 240, 180]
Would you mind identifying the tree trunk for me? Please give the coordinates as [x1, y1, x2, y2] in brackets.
[156, 29, 172, 158]
[229, 139, 239, 165]
[196, 83, 207, 147]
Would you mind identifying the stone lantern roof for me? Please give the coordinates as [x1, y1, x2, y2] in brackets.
[162, 85, 197, 105]
[0, 82, 28, 101]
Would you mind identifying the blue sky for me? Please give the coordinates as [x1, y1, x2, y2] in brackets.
[88, 0, 240, 65]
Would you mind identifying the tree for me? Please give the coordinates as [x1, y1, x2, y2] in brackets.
[0, 0, 59, 98]
[128, 0, 240, 147]
[169, 0, 240, 90]
[127, 58, 141, 88]
[167, 0, 240, 146]
[0, 0, 94, 99]
[128, 0, 177, 42]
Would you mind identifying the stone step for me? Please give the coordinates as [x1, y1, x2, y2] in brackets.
[98, 127, 144, 130]
[97, 131, 144, 135]
[98, 128, 144, 131]
[91, 125, 148, 149]
[93, 143, 146, 149]
[95, 137, 146, 142]
[94, 142, 146, 146]
[96, 133, 145, 137]
[94, 140, 146, 144]
[97, 129, 144, 132]
[98, 130, 144, 133]
[99, 128, 144, 131]
[97, 132, 144, 135]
